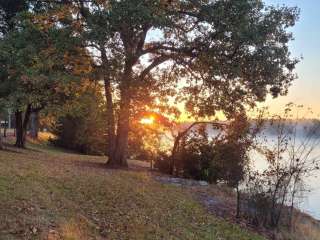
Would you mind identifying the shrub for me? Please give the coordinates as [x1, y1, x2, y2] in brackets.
[52, 83, 107, 155]
[175, 128, 249, 186]
[240, 105, 320, 229]
[154, 152, 172, 174]
[156, 113, 253, 187]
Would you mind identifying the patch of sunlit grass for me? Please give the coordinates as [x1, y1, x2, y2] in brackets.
[60, 218, 90, 240]
[38, 132, 56, 141]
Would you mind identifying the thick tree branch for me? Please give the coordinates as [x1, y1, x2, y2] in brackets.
[138, 55, 171, 81]
[136, 25, 151, 56]
[170, 121, 227, 174]
[177, 121, 226, 140]
[141, 43, 197, 57]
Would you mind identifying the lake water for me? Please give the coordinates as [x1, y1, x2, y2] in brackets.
[204, 124, 320, 220]
[251, 136, 320, 220]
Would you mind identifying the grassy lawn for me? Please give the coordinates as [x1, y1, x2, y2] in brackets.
[0, 143, 265, 240]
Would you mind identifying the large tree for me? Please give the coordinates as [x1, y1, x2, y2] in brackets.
[0, 4, 92, 147]
[70, 0, 299, 167]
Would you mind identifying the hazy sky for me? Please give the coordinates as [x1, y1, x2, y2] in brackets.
[150, 1, 320, 120]
[261, 0, 320, 117]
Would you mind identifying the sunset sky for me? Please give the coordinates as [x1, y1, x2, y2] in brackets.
[261, 0, 320, 116]
[176, 0, 320, 121]
[139, 1, 319, 121]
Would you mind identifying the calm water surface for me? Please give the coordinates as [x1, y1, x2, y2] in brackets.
[251, 142, 320, 220]
[206, 126, 320, 219]
[252, 137, 320, 220]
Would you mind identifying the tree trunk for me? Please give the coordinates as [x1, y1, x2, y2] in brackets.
[15, 111, 24, 148]
[104, 80, 116, 157]
[15, 105, 32, 148]
[22, 105, 32, 139]
[0, 129, 3, 150]
[30, 111, 39, 139]
[107, 62, 133, 167]
[3, 120, 7, 138]
[107, 94, 130, 167]
[236, 185, 241, 219]
[8, 111, 11, 129]
[100, 44, 116, 160]
[105, 40, 135, 167]
[171, 134, 181, 175]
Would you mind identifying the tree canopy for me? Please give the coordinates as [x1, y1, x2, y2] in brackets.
[73, 0, 299, 166]
[0, 0, 299, 167]
[0, 3, 92, 147]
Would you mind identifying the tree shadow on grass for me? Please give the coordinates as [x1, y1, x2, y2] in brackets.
[0, 143, 24, 154]
[75, 160, 108, 170]
[0, 147, 23, 154]
[73, 159, 152, 173]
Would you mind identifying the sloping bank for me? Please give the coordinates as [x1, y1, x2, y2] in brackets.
[0, 144, 265, 240]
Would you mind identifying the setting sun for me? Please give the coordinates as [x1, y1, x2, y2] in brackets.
[140, 116, 155, 125]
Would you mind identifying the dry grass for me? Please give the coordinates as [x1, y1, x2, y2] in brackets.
[278, 211, 320, 240]
[0, 143, 266, 240]
[60, 218, 90, 240]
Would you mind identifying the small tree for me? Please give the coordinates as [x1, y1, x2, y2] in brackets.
[242, 104, 320, 229]
[50, 80, 107, 155]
